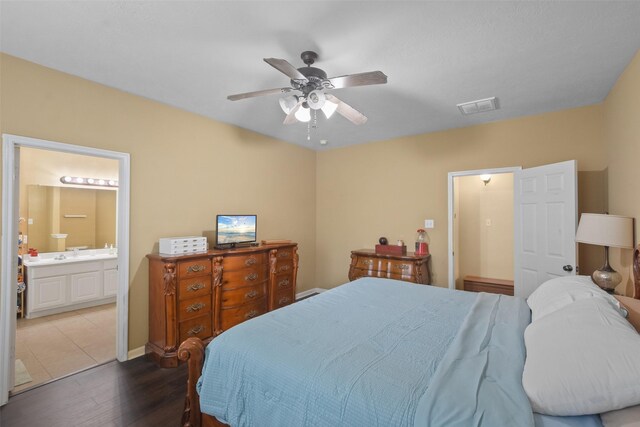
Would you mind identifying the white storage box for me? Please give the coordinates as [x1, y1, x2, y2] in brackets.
[159, 236, 208, 255]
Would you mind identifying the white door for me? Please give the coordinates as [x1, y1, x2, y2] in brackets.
[514, 160, 577, 298]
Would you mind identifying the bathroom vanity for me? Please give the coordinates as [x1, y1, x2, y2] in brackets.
[23, 249, 118, 318]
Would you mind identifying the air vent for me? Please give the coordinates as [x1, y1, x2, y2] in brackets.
[457, 97, 498, 115]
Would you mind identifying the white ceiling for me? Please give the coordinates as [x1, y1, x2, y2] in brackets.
[1, 1, 639, 150]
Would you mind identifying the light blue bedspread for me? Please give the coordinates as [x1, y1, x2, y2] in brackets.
[198, 277, 533, 426]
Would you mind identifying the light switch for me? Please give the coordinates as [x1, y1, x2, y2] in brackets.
[424, 219, 435, 229]
[486, 219, 492, 226]
[28, 218, 33, 225]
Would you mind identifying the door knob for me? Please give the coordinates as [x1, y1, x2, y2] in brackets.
[563, 265, 573, 272]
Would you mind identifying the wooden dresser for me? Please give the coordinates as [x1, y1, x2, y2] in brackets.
[146, 243, 298, 367]
[348, 249, 431, 285]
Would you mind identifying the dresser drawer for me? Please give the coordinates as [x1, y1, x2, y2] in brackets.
[178, 259, 211, 279]
[275, 248, 294, 260]
[221, 283, 266, 308]
[221, 267, 266, 288]
[178, 295, 211, 321]
[273, 288, 294, 309]
[273, 273, 293, 291]
[275, 259, 293, 275]
[220, 299, 266, 330]
[386, 260, 416, 276]
[353, 256, 382, 271]
[178, 276, 211, 300]
[179, 313, 212, 344]
[222, 253, 266, 271]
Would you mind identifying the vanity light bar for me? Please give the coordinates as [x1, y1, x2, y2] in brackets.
[60, 176, 118, 187]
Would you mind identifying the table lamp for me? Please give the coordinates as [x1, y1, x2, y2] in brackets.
[575, 213, 634, 293]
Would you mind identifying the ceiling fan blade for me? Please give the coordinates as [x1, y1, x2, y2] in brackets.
[325, 94, 368, 125]
[227, 87, 293, 101]
[326, 71, 387, 89]
[283, 100, 304, 125]
[264, 58, 308, 81]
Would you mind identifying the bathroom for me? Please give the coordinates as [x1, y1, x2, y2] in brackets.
[14, 147, 119, 393]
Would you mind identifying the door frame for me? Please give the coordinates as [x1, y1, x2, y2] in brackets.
[1, 134, 130, 405]
[447, 166, 521, 290]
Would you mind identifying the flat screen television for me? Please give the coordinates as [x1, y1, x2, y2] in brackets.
[215, 215, 257, 247]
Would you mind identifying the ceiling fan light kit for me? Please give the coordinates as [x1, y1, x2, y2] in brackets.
[227, 50, 387, 133]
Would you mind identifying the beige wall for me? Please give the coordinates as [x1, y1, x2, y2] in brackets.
[604, 49, 640, 296]
[316, 104, 606, 289]
[0, 53, 317, 350]
[456, 173, 514, 289]
[2, 47, 638, 352]
[577, 170, 609, 277]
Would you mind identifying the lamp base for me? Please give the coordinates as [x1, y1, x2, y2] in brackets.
[591, 267, 621, 294]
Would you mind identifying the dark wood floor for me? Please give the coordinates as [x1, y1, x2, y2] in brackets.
[0, 356, 187, 427]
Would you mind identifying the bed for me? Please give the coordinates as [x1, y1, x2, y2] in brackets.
[178, 246, 640, 427]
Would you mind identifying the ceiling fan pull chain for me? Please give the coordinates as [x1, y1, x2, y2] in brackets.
[307, 121, 311, 141]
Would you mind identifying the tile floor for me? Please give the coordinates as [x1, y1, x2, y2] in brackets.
[12, 303, 116, 394]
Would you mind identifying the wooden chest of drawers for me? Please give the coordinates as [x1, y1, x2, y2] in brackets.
[348, 249, 431, 285]
[146, 243, 298, 367]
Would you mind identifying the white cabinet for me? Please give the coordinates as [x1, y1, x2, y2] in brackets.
[103, 269, 118, 297]
[25, 256, 118, 318]
[70, 271, 101, 303]
[31, 276, 66, 311]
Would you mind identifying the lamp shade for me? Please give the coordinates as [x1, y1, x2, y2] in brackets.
[575, 213, 634, 248]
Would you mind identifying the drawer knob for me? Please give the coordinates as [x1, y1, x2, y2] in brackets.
[362, 259, 374, 266]
[278, 265, 291, 272]
[245, 290, 258, 299]
[395, 264, 411, 271]
[278, 278, 290, 288]
[278, 251, 290, 258]
[245, 272, 258, 281]
[188, 325, 204, 335]
[245, 310, 259, 319]
[186, 282, 205, 292]
[186, 302, 205, 312]
[187, 264, 206, 273]
[245, 257, 257, 266]
[278, 296, 291, 305]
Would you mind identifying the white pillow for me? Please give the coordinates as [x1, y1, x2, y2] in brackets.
[600, 404, 640, 427]
[522, 297, 640, 416]
[527, 275, 625, 322]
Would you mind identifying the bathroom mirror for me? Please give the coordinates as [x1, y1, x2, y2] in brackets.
[27, 185, 117, 253]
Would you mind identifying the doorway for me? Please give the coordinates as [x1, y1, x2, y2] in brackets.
[448, 161, 579, 297]
[1, 134, 130, 405]
[448, 167, 520, 291]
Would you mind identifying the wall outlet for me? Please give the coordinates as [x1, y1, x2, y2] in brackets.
[424, 219, 435, 229]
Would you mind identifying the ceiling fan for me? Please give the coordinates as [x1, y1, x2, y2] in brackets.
[227, 51, 387, 125]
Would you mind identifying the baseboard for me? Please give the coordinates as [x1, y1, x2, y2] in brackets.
[127, 346, 146, 360]
[296, 287, 327, 300]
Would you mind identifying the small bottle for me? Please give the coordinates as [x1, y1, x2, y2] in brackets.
[415, 229, 429, 255]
